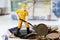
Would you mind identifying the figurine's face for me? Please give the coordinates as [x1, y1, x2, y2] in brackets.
[21, 4, 26, 11]
[21, 4, 26, 9]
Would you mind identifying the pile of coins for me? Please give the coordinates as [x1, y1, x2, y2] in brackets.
[24, 23, 60, 40]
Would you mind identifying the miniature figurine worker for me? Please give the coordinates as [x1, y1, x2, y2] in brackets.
[16, 4, 30, 34]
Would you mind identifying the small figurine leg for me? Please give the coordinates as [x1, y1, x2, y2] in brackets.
[24, 22, 31, 34]
[27, 27, 31, 34]
[16, 28, 20, 34]
[15, 20, 22, 35]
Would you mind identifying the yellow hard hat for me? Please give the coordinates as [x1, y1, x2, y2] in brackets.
[21, 4, 26, 9]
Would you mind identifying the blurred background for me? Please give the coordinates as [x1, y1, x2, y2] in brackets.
[0, 0, 58, 20]
[0, 0, 60, 20]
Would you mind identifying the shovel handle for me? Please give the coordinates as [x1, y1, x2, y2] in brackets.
[19, 18, 34, 27]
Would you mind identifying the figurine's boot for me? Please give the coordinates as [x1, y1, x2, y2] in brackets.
[14, 28, 21, 36]
[27, 28, 31, 34]
[16, 28, 21, 34]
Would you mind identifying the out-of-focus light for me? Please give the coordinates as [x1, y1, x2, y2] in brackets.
[18, 2, 21, 5]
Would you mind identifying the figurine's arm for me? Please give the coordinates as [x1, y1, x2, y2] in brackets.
[26, 10, 28, 16]
[16, 14, 19, 20]
[16, 9, 20, 20]
[16, 9, 20, 14]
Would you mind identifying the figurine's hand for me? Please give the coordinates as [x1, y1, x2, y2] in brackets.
[16, 14, 19, 20]
[17, 17, 19, 20]
[17, 16, 20, 20]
